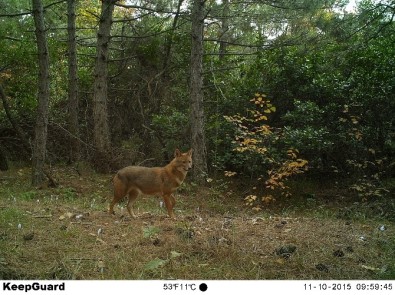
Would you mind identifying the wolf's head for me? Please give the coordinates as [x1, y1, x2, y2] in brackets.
[173, 148, 193, 173]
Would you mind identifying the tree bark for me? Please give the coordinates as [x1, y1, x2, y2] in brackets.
[92, 0, 115, 156]
[162, 0, 184, 75]
[31, 0, 50, 186]
[190, 0, 208, 182]
[0, 144, 8, 171]
[67, 0, 80, 163]
[219, 0, 229, 60]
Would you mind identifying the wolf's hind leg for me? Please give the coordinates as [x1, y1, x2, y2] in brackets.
[126, 189, 139, 218]
[109, 174, 128, 215]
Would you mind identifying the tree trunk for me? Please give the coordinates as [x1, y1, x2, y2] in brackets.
[67, 0, 80, 163]
[0, 144, 8, 171]
[0, 84, 31, 154]
[219, 0, 229, 60]
[92, 0, 115, 157]
[31, 0, 50, 186]
[162, 0, 184, 75]
[190, 0, 208, 182]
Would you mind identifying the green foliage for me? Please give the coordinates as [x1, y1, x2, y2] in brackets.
[142, 226, 161, 239]
[231, 0, 395, 185]
[283, 126, 331, 153]
[151, 109, 189, 153]
[19, 191, 38, 201]
[144, 250, 183, 272]
[144, 258, 167, 271]
[350, 177, 389, 200]
[282, 100, 333, 166]
[59, 188, 78, 201]
[283, 100, 324, 126]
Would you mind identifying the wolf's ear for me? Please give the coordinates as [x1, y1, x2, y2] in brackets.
[174, 149, 182, 157]
[187, 148, 193, 156]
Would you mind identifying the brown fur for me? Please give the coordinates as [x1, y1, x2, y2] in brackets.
[109, 149, 193, 219]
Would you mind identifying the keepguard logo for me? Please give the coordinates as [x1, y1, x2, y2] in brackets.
[3, 282, 65, 292]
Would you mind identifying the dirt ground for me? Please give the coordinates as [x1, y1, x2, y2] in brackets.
[0, 166, 394, 280]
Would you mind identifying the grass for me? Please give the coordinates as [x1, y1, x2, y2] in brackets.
[0, 165, 394, 280]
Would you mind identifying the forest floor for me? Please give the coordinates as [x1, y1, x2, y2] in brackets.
[0, 164, 394, 280]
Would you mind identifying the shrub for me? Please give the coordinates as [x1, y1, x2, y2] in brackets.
[225, 93, 308, 211]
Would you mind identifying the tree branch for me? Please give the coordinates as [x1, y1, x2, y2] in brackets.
[0, 84, 31, 153]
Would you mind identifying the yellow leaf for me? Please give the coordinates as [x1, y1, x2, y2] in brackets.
[354, 130, 363, 140]
[245, 195, 257, 201]
[262, 195, 275, 205]
[351, 117, 359, 124]
[276, 258, 285, 265]
[224, 171, 237, 177]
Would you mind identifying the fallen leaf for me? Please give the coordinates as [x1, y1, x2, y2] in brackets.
[144, 258, 167, 271]
[170, 251, 182, 259]
[65, 212, 74, 219]
[361, 265, 380, 271]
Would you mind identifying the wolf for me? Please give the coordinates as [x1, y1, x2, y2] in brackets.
[109, 149, 193, 219]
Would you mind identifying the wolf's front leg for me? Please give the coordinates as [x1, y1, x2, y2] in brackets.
[163, 194, 176, 219]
